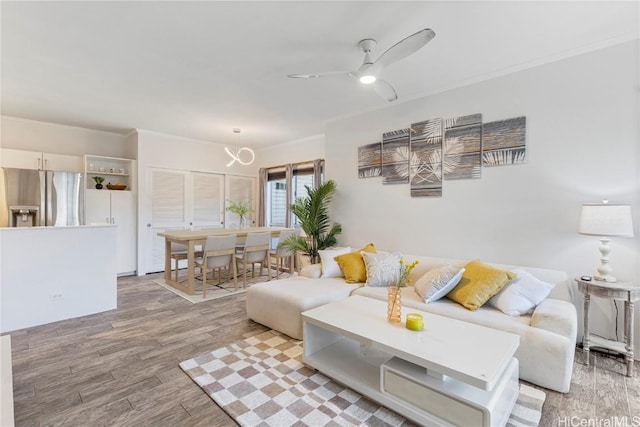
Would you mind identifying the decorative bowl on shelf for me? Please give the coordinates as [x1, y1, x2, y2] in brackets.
[106, 184, 127, 190]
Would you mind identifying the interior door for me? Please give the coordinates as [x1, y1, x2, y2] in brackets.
[146, 168, 189, 273]
[191, 172, 224, 230]
[225, 175, 256, 229]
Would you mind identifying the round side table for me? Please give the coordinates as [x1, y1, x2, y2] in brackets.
[575, 277, 639, 376]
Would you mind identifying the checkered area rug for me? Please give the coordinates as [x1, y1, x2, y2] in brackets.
[180, 330, 545, 427]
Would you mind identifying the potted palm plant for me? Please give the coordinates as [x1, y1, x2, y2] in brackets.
[280, 180, 342, 264]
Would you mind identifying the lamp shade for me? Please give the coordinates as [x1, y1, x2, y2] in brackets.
[579, 203, 634, 237]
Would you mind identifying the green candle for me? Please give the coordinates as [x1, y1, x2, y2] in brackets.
[406, 313, 424, 331]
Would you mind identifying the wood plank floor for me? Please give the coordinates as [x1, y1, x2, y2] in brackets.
[5, 273, 640, 427]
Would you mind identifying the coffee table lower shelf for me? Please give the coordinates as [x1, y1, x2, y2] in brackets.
[303, 322, 519, 427]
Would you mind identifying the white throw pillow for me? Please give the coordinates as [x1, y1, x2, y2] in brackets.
[300, 263, 322, 279]
[318, 247, 352, 278]
[414, 264, 465, 303]
[488, 268, 556, 316]
[362, 251, 401, 287]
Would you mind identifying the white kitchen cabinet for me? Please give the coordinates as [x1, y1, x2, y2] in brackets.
[86, 189, 137, 275]
[0, 148, 82, 172]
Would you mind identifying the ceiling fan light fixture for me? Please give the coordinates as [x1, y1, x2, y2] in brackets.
[359, 74, 376, 84]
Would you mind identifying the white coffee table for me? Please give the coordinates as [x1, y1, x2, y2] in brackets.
[302, 296, 520, 427]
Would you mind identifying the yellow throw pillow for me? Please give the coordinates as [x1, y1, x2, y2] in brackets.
[334, 243, 377, 283]
[446, 259, 516, 310]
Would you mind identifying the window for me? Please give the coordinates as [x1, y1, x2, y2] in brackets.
[266, 169, 286, 227]
[290, 167, 314, 227]
[262, 160, 323, 228]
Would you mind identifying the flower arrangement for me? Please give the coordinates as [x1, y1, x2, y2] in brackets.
[388, 258, 419, 323]
[395, 258, 419, 288]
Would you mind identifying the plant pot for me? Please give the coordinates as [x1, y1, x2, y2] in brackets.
[95, 183, 103, 189]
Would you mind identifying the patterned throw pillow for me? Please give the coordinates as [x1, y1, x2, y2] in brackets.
[362, 251, 401, 287]
[414, 264, 465, 303]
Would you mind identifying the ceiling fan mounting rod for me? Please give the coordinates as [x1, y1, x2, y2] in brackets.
[358, 39, 377, 53]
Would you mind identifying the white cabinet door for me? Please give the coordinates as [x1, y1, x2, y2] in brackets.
[0, 149, 42, 170]
[225, 175, 256, 228]
[86, 189, 137, 275]
[0, 149, 82, 172]
[44, 153, 83, 172]
[85, 190, 111, 225]
[111, 191, 136, 275]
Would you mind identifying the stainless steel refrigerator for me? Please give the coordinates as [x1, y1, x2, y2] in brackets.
[0, 167, 84, 227]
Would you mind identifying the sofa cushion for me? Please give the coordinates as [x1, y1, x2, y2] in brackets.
[488, 268, 555, 316]
[318, 247, 352, 278]
[300, 264, 322, 278]
[447, 259, 516, 310]
[334, 243, 377, 283]
[531, 298, 578, 338]
[246, 277, 359, 340]
[362, 251, 401, 287]
[414, 264, 465, 303]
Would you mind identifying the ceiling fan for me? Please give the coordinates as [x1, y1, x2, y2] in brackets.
[287, 28, 435, 102]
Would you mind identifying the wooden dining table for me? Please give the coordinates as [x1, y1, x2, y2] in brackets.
[157, 227, 294, 295]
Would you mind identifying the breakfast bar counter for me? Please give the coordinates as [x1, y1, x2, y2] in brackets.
[0, 225, 117, 333]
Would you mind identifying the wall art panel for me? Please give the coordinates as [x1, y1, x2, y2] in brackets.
[358, 142, 382, 178]
[382, 128, 410, 185]
[482, 116, 527, 166]
[409, 118, 442, 197]
[444, 114, 482, 180]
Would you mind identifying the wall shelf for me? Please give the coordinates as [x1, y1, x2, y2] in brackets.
[84, 155, 135, 191]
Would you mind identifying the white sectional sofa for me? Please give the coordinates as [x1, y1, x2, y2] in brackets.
[246, 253, 578, 393]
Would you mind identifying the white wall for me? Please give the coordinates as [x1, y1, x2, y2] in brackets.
[256, 134, 325, 169]
[0, 116, 129, 158]
[325, 41, 640, 354]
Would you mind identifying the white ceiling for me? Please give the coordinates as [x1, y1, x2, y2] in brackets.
[1, 1, 638, 148]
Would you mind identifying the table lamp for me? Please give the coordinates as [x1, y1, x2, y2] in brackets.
[579, 202, 634, 283]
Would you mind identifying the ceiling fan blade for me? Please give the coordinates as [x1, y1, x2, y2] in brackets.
[287, 70, 351, 79]
[373, 79, 398, 102]
[374, 28, 435, 69]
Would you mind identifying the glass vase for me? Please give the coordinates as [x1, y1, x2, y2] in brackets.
[387, 287, 402, 324]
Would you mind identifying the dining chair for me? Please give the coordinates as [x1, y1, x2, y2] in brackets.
[270, 229, 296, 278]
[170, 241, 203, 282]
[195, 234, 238, 296]
[235, 232, 271, 288]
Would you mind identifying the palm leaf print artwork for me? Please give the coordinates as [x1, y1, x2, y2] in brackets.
[382, 128, 410, 185]
[482, 116, 527, 166]
[358, 142, 382, 178]
[410, 118, 442, 197]
[360, 114, 526, 197]
[444, 114, 482, 180]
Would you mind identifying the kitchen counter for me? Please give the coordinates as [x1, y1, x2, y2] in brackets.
[0, 225, 117, 333]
